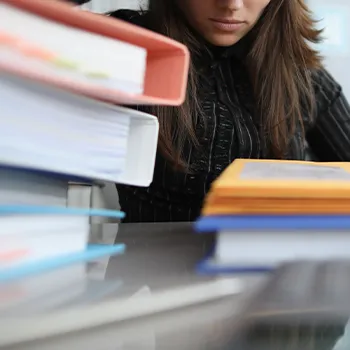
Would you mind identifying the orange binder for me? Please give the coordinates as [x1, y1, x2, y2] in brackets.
[202, 159, 350, 216]
[202, 195, 350, 215]
[211, 159, 350, 198]
[0, 0, 190, 106]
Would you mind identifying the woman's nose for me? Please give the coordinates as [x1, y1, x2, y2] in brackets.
[217, 0, 244, 10]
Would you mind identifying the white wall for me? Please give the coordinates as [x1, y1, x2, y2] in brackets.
[308, 0, 350, 98]
[82, 0, 148, 13]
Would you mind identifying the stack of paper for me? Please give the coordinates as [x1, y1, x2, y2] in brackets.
[0, 0, 189, 185]
[195, 159, 350, 273]
[0, 3, 147, 94]
[0, 0, 189, 308]
[0, 74, 132, 182]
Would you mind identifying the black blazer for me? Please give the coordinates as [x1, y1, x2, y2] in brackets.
[65, 0, 90, 5]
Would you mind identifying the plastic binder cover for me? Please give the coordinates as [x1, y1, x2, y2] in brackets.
[0, 73, 159, 186]
[0, 0, 190, 106]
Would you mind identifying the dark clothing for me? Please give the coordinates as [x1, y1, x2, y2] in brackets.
[110, 10, 350, 223]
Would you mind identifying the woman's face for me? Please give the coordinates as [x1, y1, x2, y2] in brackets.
[178, 0, 271, 46]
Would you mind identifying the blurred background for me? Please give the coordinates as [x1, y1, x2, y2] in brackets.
[80, 0, 148, 12]
[308, 0, 350, 98]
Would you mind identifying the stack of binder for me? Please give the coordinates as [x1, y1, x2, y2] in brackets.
[195, 159, 350, 273]
[0, 0, 189, 286]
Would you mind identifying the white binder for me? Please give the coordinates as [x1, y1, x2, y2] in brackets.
[0, 72, 159, 187]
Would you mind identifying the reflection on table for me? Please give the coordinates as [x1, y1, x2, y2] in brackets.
[2, 222, 350, 350]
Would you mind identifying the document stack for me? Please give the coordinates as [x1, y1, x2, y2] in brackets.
[195, 159, 350, 273]
[0, 0, 189, 293]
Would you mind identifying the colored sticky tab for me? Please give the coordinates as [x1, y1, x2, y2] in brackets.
[79, 62, 110, 79]
[52, 57, 79, 69]
[84, 70, 110, 79]
[0, 249, 29, 263]
[16, 43, 56, 61]
[0, 32, 19, 46]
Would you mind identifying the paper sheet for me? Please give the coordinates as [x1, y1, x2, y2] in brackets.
[240, 163, 350, 180]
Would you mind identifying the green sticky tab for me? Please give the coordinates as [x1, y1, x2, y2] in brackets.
[84, 71, 110, 79]
[53, 58, 79, 69]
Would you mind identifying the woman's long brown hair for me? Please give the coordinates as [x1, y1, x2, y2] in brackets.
[146, 0, 323, 169]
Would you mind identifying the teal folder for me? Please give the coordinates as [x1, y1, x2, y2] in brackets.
[0, 205, 125, 219]
[0, 244, 125, 283]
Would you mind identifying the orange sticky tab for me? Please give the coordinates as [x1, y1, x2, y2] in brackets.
[0, 32, 19, 46]
[20, 45, 56, 60]
[0, 249, 29, 263]
[16, 42, 56, 61]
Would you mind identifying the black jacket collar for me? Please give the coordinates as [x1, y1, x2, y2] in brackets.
[191, 27, 254, 68]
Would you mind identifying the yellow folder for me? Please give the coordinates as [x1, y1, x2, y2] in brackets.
[203, 159, 350, 216]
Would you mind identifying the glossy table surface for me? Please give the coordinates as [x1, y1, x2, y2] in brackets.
[4, 223, 349, 350]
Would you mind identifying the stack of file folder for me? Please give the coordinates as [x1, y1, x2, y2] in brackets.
[0, 0, 189, 299]
[195, 159, 350, 273]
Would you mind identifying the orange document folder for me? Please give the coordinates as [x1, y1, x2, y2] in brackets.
[203, 159, 350, 215]
[0, 0, 190, 106]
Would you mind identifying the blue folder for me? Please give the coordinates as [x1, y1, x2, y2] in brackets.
[0, 244, 126, 283]
[195, 215, 350, 233]
[0, 205, 125, 219]
[196, 255, 274, 275]
[0, 164, 91, 184]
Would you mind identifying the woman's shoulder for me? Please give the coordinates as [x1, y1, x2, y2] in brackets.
[107, 9, 150, 29]
[311, 67, 342, 102]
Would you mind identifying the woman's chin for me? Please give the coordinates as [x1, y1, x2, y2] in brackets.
[204, 32, 242, 47]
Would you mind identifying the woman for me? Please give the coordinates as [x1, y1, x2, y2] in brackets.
[110, 0, 350, 223]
